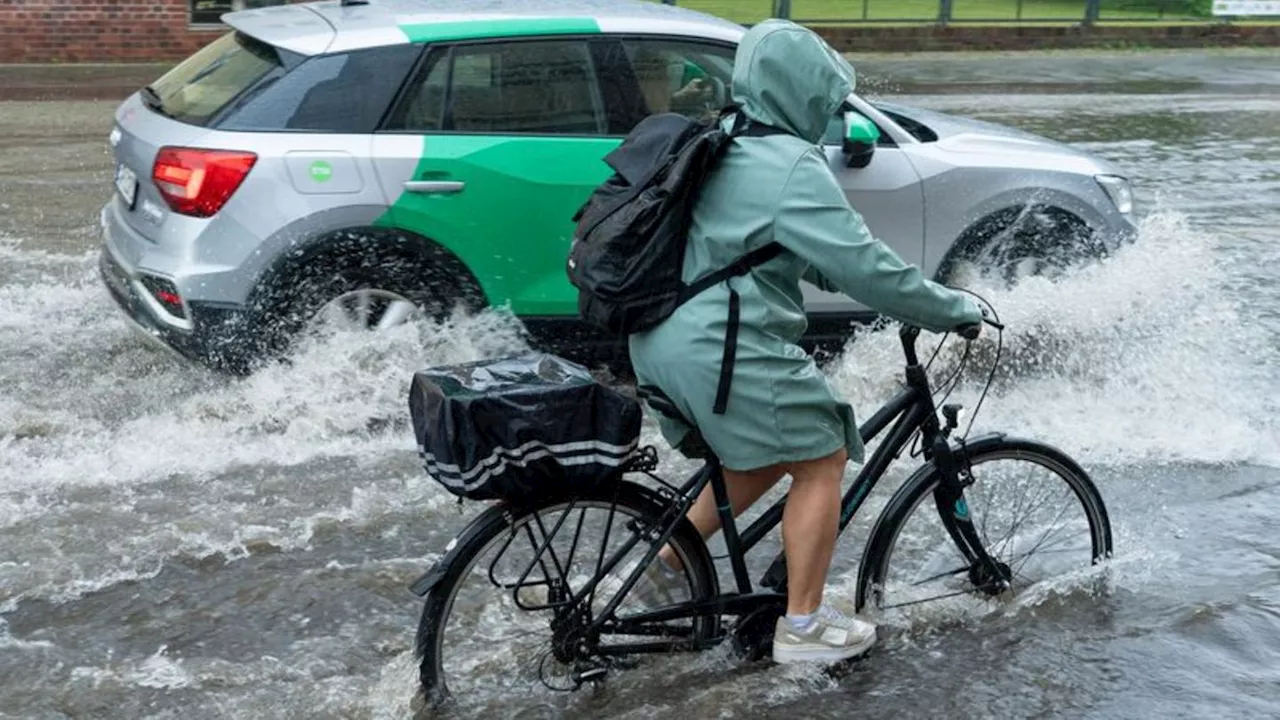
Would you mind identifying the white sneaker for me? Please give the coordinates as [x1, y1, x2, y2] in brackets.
[771, 602, 878, 664]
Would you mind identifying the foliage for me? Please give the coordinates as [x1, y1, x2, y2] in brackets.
[1102, 0, 1213, 17]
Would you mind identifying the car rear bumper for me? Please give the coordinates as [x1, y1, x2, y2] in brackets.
[99, 246, 256, 370]
[98, 247, 188, 360]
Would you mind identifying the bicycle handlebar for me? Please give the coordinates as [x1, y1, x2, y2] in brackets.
[956, 315, 1004, 339]
[899, 315, 1004, 363]
[958, 306, 1005, 340]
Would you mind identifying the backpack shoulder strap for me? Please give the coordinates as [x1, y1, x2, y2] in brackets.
[736, 121, 789, 138]
[681, 242, 785, 301]
[701, 241, 786, 415]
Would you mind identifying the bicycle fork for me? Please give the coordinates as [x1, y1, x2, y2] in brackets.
[929, 432, 1012, 596]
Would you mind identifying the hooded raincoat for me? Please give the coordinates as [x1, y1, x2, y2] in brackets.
[627, 20, 982, 471]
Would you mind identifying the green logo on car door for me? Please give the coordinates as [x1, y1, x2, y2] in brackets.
[309, 160, 333, 183]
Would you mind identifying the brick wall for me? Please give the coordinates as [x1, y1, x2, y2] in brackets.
[0, 1, 1277, 64]
[0, 0, 226, 63]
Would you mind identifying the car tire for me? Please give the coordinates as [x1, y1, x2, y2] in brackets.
[234, 234, 487, 373]
[938, 205, 1106, 288]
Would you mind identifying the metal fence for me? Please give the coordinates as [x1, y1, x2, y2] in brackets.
[657, 1, 1273, 25]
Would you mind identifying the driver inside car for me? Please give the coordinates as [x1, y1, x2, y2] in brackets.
[630, 45, 717, 117]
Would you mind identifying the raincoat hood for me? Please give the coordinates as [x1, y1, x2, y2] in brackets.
[730, 19, 857, 144]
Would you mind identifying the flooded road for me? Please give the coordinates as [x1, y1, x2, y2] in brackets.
[1, 49, 1278, 718]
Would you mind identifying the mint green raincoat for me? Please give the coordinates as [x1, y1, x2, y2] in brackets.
[628, 20, 981, 471]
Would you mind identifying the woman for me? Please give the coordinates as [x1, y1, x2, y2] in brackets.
[628, 20, 983, 665]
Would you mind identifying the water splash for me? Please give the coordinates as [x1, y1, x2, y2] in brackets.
[0, 204, 1277, 716]
[826, 207, 1279, 468]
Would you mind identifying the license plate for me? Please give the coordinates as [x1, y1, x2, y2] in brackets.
[115, 163, 138, 209]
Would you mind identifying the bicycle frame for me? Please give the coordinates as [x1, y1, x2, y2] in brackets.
[498, 325, 1006, 657]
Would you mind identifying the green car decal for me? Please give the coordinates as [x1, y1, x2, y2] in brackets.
[378, 134, 620, 316]
[398, 17, 601, 43]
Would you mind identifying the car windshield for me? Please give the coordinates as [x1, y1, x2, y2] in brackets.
[819, 100, 940, 146]
[872, 103, 939, 143]
[146, 31, 294, 127]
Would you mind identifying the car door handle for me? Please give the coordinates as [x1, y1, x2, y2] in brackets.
[404, 180, 465, 194]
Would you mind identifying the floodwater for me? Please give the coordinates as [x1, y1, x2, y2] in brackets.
[1, 49, 1278, 718]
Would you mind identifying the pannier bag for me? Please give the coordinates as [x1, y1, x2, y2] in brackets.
[409, 352, 642, 503]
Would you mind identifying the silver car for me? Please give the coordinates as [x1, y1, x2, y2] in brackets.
[98, 0, 1138, 374]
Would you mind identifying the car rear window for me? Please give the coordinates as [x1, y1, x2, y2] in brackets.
[146, 31, 290, 127]
[216, 43, 422, 133]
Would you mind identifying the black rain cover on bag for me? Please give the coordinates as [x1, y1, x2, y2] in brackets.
[409, 353, 642, 504]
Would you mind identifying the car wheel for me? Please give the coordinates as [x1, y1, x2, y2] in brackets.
[236, 239, 487, 373]
[940, 206, 1105, 288]
[283, 260, 478, 350]
[307, 287, 424, 335]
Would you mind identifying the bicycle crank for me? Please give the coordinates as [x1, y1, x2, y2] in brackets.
[730, 601, 786, 662]
[571, 662, 609, 689]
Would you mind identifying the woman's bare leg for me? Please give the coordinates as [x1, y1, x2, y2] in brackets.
[779, 448, 848, 616]
[657, 463, 785, 570]
[650, 449, 850, 618]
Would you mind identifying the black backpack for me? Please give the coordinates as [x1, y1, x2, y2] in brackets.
[566, 107, 787, 414]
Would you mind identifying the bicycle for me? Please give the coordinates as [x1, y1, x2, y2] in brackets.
[406, 309, 1114, 712]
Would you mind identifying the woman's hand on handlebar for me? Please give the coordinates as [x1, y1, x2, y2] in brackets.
[956, 306, 1004, 341]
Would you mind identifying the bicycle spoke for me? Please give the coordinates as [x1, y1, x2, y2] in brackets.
[908, 564, 971, 587]
[989, 467, 1065, 559]
[562, 506, 588, 574]
[878, 582, 1004, 610]
[869, 448, 1109, 626]
[424, 489, 722, 711]
[1010, 499, 1077, 583]
[988, 466, 1035, 556]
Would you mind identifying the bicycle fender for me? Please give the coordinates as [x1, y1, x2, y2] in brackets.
[408, 503, 512, 597]
[950, 431, 1005, 453]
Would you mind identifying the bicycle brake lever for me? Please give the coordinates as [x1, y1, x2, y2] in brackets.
[978, 304, 1004, 332]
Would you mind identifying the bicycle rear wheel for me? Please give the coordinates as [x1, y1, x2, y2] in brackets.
[414, 481, 719, 714]
[855, 436, 1113, 626]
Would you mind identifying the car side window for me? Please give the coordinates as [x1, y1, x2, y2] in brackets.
[387, 39, 608, 136]
[615, 38, 735, 128]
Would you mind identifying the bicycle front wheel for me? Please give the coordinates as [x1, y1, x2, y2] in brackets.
[855, 437, 1113, 626]
[414, 481, 719, 715]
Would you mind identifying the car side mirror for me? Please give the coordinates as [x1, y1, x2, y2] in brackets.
[842, 112, 880, 169]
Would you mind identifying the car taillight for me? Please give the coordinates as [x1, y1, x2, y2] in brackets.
[152, 147, 257, 218]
